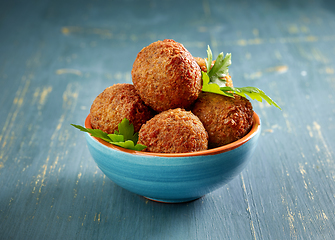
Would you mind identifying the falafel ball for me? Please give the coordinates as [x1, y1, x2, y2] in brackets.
[90, 83, 154, 134]
[138, 108, 208, 153]
[191, 92, 253, 148]
[131, 39, 202, 112]
[194, 57, 234, 87]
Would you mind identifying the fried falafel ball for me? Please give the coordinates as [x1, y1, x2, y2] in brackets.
[90, 83, 154, 134]
[131, 39, 202, 112]
[138, 108, 208, 153]
[191, 92, 253, 148]
[194, 57, 234, 87]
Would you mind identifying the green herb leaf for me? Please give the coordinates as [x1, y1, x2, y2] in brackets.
[71, 124, 111, 142]
[220, 86, 282, 110]
[205, 46, 212, 75]
[108, 134, 124, 142]
[201, 45, 281, 110]
[71, 118, 146, 151]
[206, 45, 231, 87]
[111, 140, 147, 151]
[114, 118, 139, 143]
[201, 71, 233, 97]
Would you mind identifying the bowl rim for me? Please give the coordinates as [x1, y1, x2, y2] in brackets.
[85, 112, 261, 157]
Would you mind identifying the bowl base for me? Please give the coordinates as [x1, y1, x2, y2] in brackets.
[143, 196, 202, 203]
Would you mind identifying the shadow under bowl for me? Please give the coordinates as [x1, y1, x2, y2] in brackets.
[84, 112, 261, 203]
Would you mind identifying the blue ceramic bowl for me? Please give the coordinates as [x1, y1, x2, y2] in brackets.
[84, 112, 261, 203]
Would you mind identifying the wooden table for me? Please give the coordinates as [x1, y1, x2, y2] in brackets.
[1, 0, 335, 239]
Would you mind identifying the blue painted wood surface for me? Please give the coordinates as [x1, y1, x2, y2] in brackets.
[1, 0, 335, 239]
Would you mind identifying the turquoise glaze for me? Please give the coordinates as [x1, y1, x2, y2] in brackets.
[84, 113, 261, 203]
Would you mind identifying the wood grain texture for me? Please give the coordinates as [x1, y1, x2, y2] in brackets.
[1, 0, 335, 239]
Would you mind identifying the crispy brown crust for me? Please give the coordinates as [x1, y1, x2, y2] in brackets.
[138, 108, 208, 153]
[131, 39, 202, 112]
[90, 83, 154, 134]
[194, 57, 207, 72]
[191, 92, 253, 148]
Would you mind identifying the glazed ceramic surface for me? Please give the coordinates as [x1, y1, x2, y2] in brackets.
[84, 112, 261, 203]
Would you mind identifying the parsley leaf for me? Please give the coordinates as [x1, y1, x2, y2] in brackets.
[202, 71, 233, 97]
[108, 133, 124, 142]
[71, 118, 147, 151]
[113, 118, 139, 143]
[221, 86, 282, 110]
[111, 140, 147, 151]
[201, 45, 281, 110]
[205, 46, 213, 75]
[205, 46, 231, 88]
[71, 124, 112, 142]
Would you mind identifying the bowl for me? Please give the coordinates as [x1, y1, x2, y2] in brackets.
[84, 112, 261, 203]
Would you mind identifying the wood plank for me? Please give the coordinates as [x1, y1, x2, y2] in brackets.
[0, 0, 335, 239]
